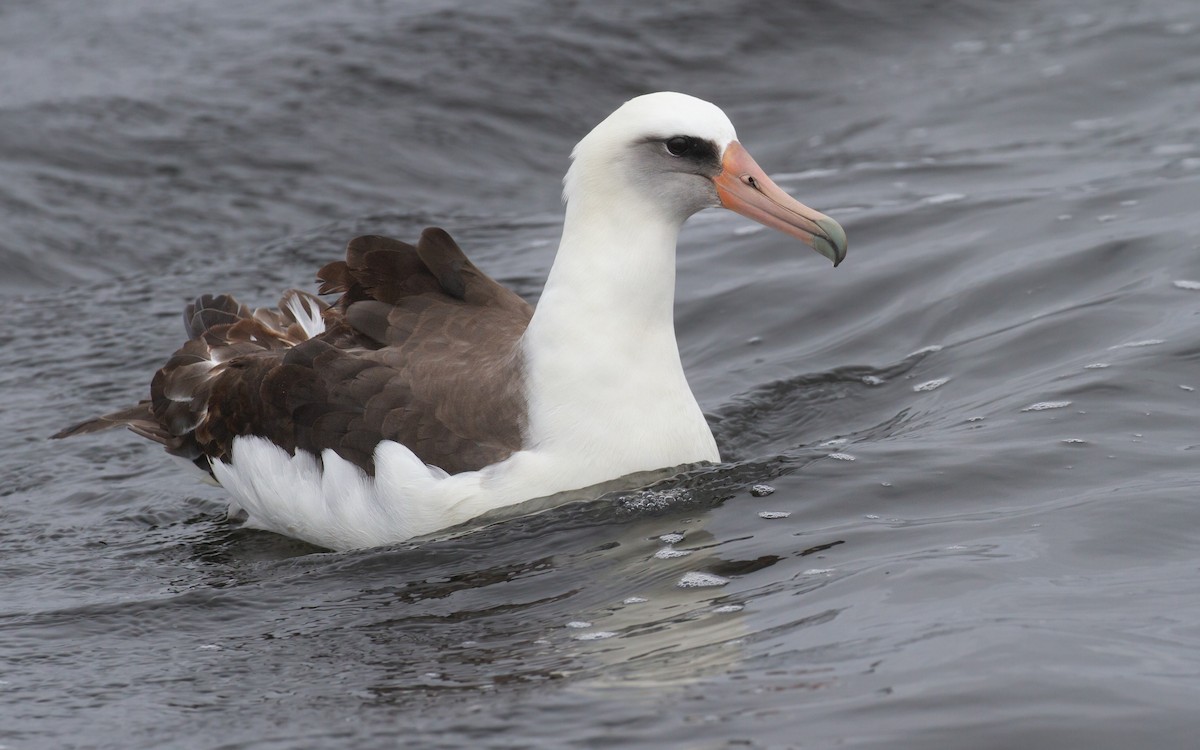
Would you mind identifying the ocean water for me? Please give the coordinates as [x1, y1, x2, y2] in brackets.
[3, 0, 1200, 747]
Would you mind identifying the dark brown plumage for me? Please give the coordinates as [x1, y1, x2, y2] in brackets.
[54, 228, 533, 476]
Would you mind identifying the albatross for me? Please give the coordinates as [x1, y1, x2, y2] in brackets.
[55, 92, 847, 551]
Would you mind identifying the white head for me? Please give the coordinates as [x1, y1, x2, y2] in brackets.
[562, 92, 847, 265]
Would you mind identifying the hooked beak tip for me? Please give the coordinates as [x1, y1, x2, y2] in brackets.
[813, 216, 848, 267]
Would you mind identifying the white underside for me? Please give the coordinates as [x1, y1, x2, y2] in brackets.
[214, 418, 717, 551]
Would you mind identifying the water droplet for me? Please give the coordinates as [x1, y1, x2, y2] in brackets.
[758, 511, 791, 520]
[750, 484, 775, 497]
[1181, 385, 1195, 392]
[1022, 401, 1072, 411]
[913, 377, 950, 392]
[1173, 280, 1200, 290]
[678, 572, 730, 588]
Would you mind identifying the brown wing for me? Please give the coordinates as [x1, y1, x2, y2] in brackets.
[54, 227, 533, 477]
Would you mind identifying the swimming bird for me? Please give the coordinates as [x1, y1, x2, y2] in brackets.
[55, 92, 847, 551]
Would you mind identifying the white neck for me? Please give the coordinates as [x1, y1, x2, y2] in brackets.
[519, 186, 720, 481]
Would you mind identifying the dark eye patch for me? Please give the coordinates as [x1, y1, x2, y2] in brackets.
[663, 135, 720, 164]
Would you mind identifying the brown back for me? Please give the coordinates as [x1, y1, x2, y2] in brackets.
[55, 228, 534, 476]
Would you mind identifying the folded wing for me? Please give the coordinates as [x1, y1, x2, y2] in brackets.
[55, 228, 533, 477]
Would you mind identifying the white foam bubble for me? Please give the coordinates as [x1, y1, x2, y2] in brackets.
[655, 548, 692, 559]
[1108, 339, 1165, 350]
[621, 488, 690, 511]
[565, 621, 592, 629]
[757, 511, 791, 519]
[678, 572, 730, 588]
[913, 377, 950, 392]
[1173, 280, 1200, 290]
[573, 631, 617, 641]
[1022, 401, 1072, 411]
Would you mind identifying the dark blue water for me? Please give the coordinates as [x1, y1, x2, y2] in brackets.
[4, 0, 1200, 747]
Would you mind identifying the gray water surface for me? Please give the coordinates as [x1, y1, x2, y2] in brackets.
[4, 0, 1200, 748]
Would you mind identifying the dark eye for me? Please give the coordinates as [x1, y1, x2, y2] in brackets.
[665, 136, 694, 157]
